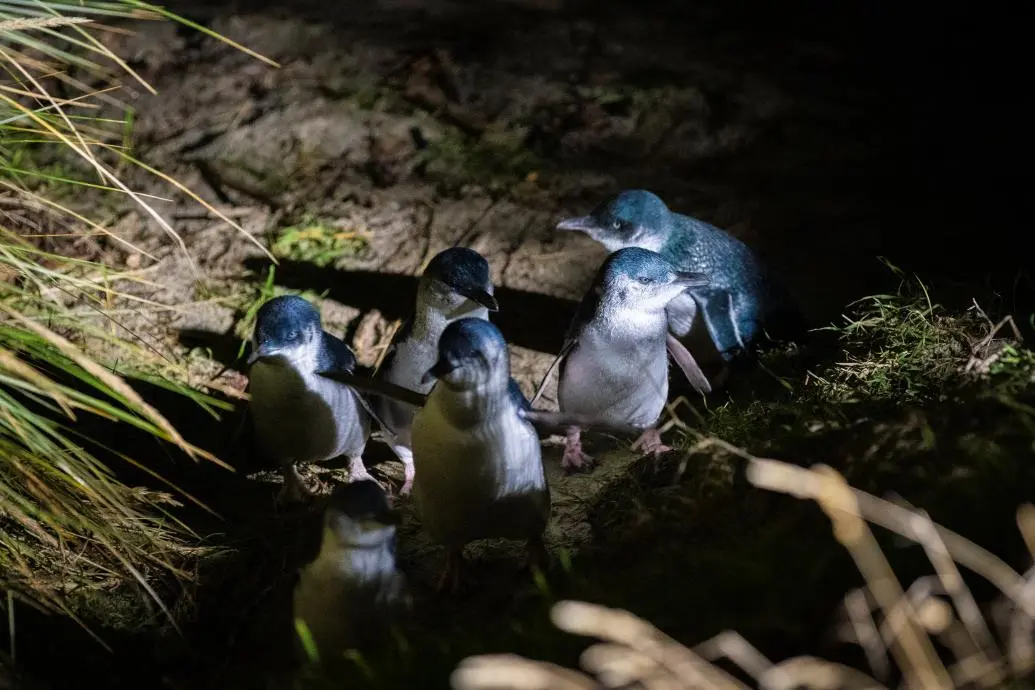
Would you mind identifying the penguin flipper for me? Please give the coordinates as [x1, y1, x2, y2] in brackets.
[666, 334, 712, 395]
[319, 331, 398, 437]
[318, 369, 429, 409]
[699, 290, 755, 362]
[320, 331, 359, 374]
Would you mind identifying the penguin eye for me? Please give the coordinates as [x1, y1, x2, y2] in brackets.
[611, 219, 623, 231]
[286, 330, 300, 341]
[636, 276, 652, 285]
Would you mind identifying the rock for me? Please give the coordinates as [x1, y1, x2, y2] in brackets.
[173, 302, 236, 335]
[189, 101, 371, 202]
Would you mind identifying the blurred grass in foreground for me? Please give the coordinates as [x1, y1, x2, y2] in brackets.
[454, 458, 1035, 689]
[0, 0, 274, 649]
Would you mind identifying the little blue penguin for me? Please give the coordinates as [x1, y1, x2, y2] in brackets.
[372, 247, 499, 496]
[533, 248, 710, 471]
[556, 190, 803, 377]
[292, 479, 410, 665]
[410, 317, 550, 593]
[248, 295, 379, 504]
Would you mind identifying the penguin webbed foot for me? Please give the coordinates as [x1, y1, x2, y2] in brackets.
[400, 460, 415, 496]
[347, 455, 375, 483]
[391, 447, 415, 496]
[561, 426, 595, 473]
[277, 463, 316, 506]
[631, 428, 672, 458]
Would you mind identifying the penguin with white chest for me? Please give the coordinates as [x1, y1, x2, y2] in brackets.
[248, 295, 381, 503]
[372, 247, 498, 495]
[411, 317, 550, 593]
[533, 247, 711, 471]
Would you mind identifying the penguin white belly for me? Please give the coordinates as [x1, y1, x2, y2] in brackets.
[559, 340, 670, 429]
[250, 363, 367, 463]
[411, 396, 547, 546]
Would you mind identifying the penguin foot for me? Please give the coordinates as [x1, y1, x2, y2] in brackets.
[347, 456, 375, 483]
[631, 428, 672, 458]
[276, 464, 315, 506]
[400, 458, 415, 496]
[436, 548, 466, 595]
[388, 446, 415, 496]
[561, 426, 595, 473]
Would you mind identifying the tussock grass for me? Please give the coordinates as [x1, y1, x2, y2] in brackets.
[689, 262, 1034, 453]
[0, 0, 271, 646]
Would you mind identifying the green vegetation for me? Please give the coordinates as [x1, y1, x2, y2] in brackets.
[419, 123, 543, 194]
[0, 0, 267, 652]
[271, 214, 369, 268]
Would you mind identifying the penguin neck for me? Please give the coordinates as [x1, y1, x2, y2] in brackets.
[252, 341, 321, 377]
[593, 300, 670, 342]
[317, 528, 398, 584]
[412, 296, 489, 342]
[656, 215, 700, 261]
[436, 369, 511, 427]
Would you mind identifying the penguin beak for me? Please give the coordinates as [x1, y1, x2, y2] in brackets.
[458, 286, 499, 312]
[246, 343, 280, 365]
[421, 357, 456, 385]
[555, 215, 598, 233]
[671, 271, 710, 289]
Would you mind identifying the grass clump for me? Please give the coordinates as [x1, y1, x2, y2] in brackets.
[271, 214, 368, 268]
[0, 0, 271, 646]
[419, 122, 543, 194]
[696, 262, 1033, 451]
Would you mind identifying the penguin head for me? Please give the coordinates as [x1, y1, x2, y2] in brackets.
[323, 479, 400, 549]
[556, 190, 673, 253]
[249, 295, 323, 366]
[422, 317, 509, 390]
[595, 247, 709, 313]
[419, 247, 499, 317]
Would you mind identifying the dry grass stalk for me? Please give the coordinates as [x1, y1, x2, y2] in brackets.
[452, 451, 1035, 690]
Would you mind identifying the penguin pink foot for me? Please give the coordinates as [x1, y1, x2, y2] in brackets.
[631, 427, 671, 458]
[560, 426, 594, 473]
